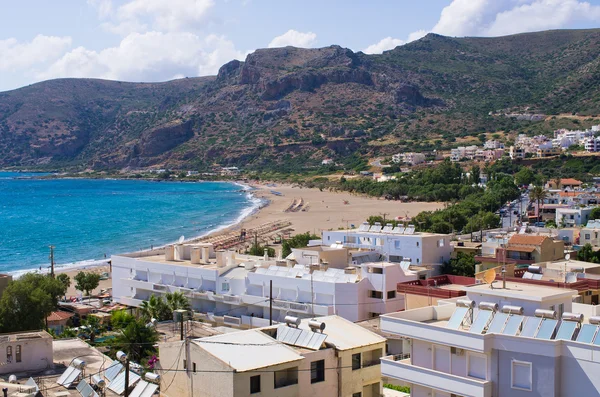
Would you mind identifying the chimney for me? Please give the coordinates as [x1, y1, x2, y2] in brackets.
[216, 250, 226, 268]
[190, 247, 201, 264]
[201, 245, 210, 264]
[165, 245, 175, 261]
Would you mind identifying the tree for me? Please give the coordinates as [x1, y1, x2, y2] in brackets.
[514, 167, 535, 186]
[529, 186, 547, 223]
[111, 318, 159, 363]
[247, 243, 275, 257]
[111, 310, 135, 330]
[0, 274, 66, 332]
[56, 274, 71, 296]
[578, 244, 600, 263]
[74, 272, 101, 297]
[282, 232, 320, 257]
[165, 291, 190, 312]
[590, 207, 600, 221]
[140, 295, 170, 321]
[442, 253, 478, 277]
[470, 165, 481, 185]
[82, 315, 104, 344]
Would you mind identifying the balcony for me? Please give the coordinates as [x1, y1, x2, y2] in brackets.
[117, 296, 144, 307]
[380, 307, 489, 352]
[381, 356, 492, 397]
[240, 294, 333, 316]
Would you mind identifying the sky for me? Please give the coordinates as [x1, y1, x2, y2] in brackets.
[1, 0, 600, 92]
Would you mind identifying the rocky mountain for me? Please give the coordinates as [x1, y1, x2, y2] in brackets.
[2, 28, 600, 171]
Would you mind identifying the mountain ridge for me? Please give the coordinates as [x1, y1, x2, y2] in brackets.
[2, 28, 600, 171]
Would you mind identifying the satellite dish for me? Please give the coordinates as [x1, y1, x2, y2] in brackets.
[178, 235, 185, 244]
[482, 269, 496, 284]
[565, 253, 571, 261]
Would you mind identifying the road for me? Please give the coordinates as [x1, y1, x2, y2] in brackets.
[370, 158, 390, 168]
[501, 192, 530, 229]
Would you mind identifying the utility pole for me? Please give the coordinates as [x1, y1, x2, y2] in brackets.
[269, 280, 273, 326]
[49, 246, 55, 278]
[180, 312, 184, 341]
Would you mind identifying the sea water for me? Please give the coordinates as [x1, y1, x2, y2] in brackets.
[0, 173, 260, 275]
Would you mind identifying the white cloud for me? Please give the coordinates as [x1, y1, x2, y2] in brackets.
[268, 29, 317, 48]
[0, 35, 72, 71]
[116, 0, 215, 32]
[39, 31, 245, 83]
[362, 37, 404, 54]
[427, 0, 600, 38]
[87, 0, 113, 18]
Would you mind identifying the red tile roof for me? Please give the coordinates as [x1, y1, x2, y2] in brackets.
[508, 235, 548, 246]
[47, 311, 74, 322]
[560, 178, 582, 185]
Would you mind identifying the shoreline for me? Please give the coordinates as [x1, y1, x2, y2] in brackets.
[4, 179, 445, 280]
[4, 179, 264, 279]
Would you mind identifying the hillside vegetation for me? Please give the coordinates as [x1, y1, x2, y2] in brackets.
[2, 29, 600, 171]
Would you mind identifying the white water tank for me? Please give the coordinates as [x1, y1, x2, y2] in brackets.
[145, 372, 161, 384]
[165, 245, 175, 261]
[344, 267, 357, 274]
[216, 250, 226, 268]
[175, 244, 185, 261]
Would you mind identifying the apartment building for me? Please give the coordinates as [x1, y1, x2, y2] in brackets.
[555, 206, 595, 227]
[483, 140, 505, 150]
[450, 146, 478, 162]
[392, 152, 426, 166]
[536, 146, 561, 158]
[581, 220, 600, 248]
[475, 234, 565, 268]
[380, 281, 600, 397]
[159, 315, 385, 397]
[112, 245, 420, 322]
[545, 178, 583, 190]
[509, 146, 525, 160]
[584, 137, 600, 152]
[322, 223, 452, 272]
[0, 330, 53, 375]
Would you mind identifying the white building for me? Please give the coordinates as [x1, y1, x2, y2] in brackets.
[380, 281, 600, 397]
[321, 159, 333, 165]
[451, 146, 478, 162]
[0, 331, 53, 375]
[112, 245, 420, 323]
[392, 152, 426, 166]
[484, 140, 505, 150]
[584, 137, 600, 152]
[159, 315, 385, 397]
[555, 207, 595, 227]
[322, 223, 452, 272]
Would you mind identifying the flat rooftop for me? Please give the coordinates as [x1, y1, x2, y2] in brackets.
[193, 330, 303, 372]
[543, 259, 600, 271]
[464, 282, 577, 302]
[128, 254, 222, 269]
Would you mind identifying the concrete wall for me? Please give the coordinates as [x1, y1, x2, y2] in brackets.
[0, 332, 53, 375]
[496, 350, 559, 397]
[338, 342, 385, 397]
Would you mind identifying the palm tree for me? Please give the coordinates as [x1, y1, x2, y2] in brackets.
[82, 315, 104, 344]
[113, 318, 159, 363]
[139, 295, 169, 321]
[529, 186, 547, 223]
[165, 291, 190, 312]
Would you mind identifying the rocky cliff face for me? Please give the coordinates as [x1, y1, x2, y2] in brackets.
[2, 29, 600, 171]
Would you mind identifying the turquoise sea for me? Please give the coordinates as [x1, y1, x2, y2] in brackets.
[0, 172, 259, 275]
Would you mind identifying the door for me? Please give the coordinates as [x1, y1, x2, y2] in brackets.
[433, 346, 451, 373]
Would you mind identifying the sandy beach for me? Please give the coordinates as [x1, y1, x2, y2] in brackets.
[52, 182, 444, 297]
[236, 183, 444, 236]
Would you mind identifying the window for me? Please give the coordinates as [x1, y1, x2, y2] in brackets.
[6, 346, 12, 363]
[387, 290, 396, 299]
[585, 234, 591, 240]
[352, 393, 362, 397]
[310, 360, 325, 383]
[274, 367, 298, 388]
[250, 375, 261, 394]
[368, 290, 383, 299]
[394, 240, 401, 249]
[416, 258, 420, 264]
[511, 360, 532, 391]
[15, 345, 21, 363]
[416, 242, 420, 247]
[183, 359, 186, 370]
[352, 353, 361, 370]
[192, 362, 196, 373]
[222, 282, 230, 292]
[438, 239, 445, 247]
[467, 352, 486, 380]
[389, 255, 402, 263]
[369, 266, 383, 274]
